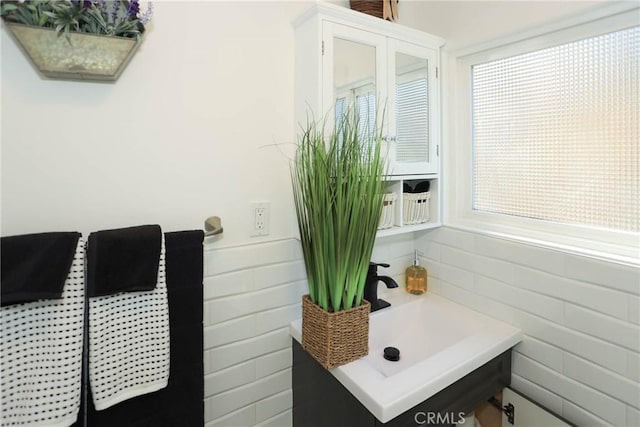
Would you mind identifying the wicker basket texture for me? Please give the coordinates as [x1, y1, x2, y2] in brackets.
[301, 294, 370, 369]
[350, 0, 398, 22]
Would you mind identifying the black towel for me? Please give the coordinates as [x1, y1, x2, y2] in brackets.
[87, 225, 162, 297]
[1, 232, 81, 306]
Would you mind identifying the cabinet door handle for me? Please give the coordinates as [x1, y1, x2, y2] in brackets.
[382, 136, 397, 142]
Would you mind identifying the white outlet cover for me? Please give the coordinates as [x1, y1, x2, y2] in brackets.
[250, 201, 270, 237]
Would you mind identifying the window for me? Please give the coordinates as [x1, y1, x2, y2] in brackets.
[452, 9, 639, 263]
[472, 26, 638, 233]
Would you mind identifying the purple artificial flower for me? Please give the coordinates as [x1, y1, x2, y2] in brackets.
[111, 0, 119, 21]
[82, 0, 92, 9]
[127, 0, 139, 18]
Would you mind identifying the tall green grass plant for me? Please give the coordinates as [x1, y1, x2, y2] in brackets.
[291, 109, 385, 313]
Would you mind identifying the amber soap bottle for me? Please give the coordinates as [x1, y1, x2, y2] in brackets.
[406, 250, 427, 295]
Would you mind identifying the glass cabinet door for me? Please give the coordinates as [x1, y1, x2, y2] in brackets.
[322, 22, 388, 140]
[333, 37, 377, 142]
[387, 38, 439, 175]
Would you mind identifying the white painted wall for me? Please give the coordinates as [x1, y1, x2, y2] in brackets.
[396, 0, 613, 51]
[1, 1, 311, 245]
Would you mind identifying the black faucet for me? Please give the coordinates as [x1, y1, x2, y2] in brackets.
[364, 262, 399, 312]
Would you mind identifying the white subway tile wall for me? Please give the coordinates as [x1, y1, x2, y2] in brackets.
[629, 351, 640, 383]
[628, 405, 640, 427]
[416, 227, 640, 427]
[203, 235, 413, 426]
[562, 400, 611, 427]
[203, 240, 304, 427]
[510, 374, 564, 417]
[630, 296, 640, 325]
[203, 229, 638, 426]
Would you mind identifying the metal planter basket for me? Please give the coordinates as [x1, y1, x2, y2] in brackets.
[301, 294, 370, 369]
[5, 23, 140, 81]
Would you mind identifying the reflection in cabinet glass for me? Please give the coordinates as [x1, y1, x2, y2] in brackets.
[334, 37, 377, 143]
[395, 52, 430, 168]
[387, 39, 439, 175]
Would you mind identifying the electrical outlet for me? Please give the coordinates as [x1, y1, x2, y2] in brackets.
[250, 201, 270, 237]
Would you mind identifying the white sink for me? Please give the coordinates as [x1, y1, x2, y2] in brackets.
[290, 290, 521, 423]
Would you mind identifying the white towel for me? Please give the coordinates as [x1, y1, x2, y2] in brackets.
[0, 239, 85, 427]
[88, 236, 170, 410]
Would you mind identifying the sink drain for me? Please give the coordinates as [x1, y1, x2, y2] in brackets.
[383, 346, 400, 362]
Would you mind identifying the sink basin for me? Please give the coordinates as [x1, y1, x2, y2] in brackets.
[365, 294, 484, 378]
[290, 291, 521, 423]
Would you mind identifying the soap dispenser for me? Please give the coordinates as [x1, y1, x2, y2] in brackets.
[406, 250, 427, 295]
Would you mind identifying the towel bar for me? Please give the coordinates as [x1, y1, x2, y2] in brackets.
[204, 216, 223, 237]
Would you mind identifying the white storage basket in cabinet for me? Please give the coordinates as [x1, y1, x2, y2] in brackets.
[378, 192, 397, 230]
[403, 192, 431, 225]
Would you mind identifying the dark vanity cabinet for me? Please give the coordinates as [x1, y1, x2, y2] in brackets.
[292, 340, 512, 427]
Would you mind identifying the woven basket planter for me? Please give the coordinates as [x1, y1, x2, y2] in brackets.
[349, 0, 399, 22]
[301, 294, 370, 369]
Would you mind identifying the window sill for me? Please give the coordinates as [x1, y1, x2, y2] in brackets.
[446, 214, 639, 268]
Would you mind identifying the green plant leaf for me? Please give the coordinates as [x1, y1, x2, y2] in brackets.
[1, 4, 18, 14]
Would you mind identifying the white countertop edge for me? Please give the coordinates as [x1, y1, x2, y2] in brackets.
[378, 332, 521, 422]
[332, 328, 521, 422]
[289, 319, 303, 343]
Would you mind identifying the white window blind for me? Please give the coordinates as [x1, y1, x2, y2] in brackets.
[335, 97, 346, 130]
[396, 78, 429, 162]
[472, 26, 639, 233]
[356, 90, 376, 141]
[334, 91, 376, 140]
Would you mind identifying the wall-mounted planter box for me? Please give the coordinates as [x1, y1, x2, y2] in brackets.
[4, 23, 140, 81]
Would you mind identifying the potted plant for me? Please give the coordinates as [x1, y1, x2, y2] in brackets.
[291, 108, 386, 369]
[1, 0, 153, 81]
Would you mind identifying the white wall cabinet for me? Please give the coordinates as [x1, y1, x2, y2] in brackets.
[294, 3, 445, 235]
